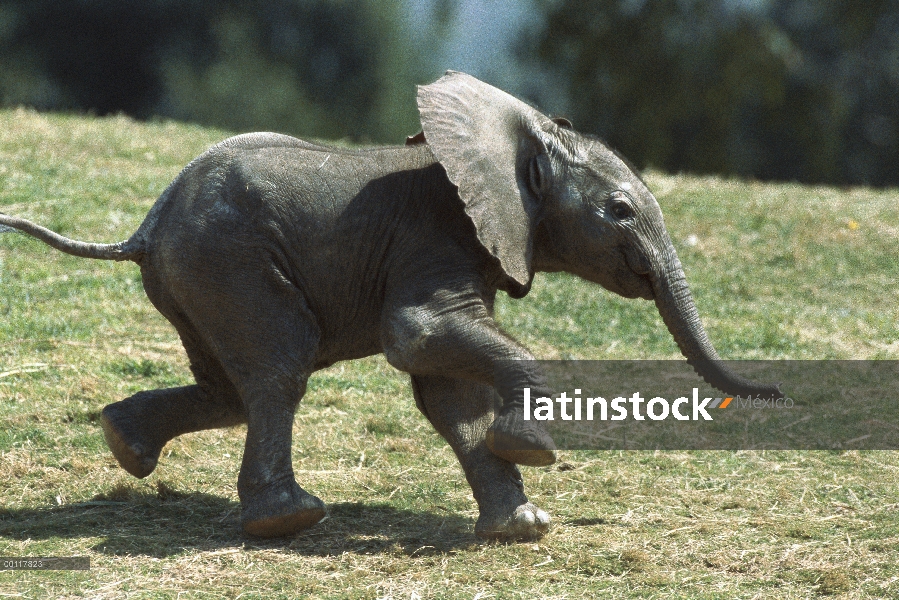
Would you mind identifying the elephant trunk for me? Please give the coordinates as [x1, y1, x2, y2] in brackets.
[650, 242, 781, 399]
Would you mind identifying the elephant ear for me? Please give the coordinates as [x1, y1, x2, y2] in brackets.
[417, 71, 555, 288]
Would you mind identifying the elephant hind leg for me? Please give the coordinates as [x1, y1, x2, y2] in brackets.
[101, 330, 246, 479]
[163, 268, 326, 538]
[127, 244, 326, 536]
[410, 375, 550, 541]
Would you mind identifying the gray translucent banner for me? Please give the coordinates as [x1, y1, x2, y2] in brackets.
[0, 557, 90, 570]
[496, 361, 899, 450]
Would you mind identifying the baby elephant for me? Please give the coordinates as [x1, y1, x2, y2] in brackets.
[0, 72, 777, 541]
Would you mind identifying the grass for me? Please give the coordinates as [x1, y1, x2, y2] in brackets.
[0, 107, 897, 598]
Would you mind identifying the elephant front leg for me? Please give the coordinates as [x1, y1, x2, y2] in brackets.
[384, 298, 556, 467]
[486, 361, 559, 467]
[410, 375, 550, 541]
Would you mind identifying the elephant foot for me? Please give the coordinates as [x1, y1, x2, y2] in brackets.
[486, 409, 557, 467]
[241, 479, 327, 538]
[100, 402, 163, 479]
[475, 502, 551, 541]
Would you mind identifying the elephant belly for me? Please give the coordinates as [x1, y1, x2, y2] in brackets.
[308, 305, 385, 370]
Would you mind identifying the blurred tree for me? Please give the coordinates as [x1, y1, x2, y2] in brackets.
[528, 0, 899, 186]
[0, 0, 420, 142]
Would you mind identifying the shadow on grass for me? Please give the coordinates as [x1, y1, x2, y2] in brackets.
[0, 488, 478, 558]
[565, 517, 609, 527]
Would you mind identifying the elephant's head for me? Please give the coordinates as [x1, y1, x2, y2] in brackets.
[418, 71, 780, 399]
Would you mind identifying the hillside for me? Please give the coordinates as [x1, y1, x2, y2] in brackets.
[1, 109, 897, 598]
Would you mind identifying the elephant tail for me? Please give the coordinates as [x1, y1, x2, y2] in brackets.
[0, 212, 143, 262]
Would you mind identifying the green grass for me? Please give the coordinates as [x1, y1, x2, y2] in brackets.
[1, 107, 897, 598]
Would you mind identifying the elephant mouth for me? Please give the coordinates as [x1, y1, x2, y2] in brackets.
[614, 270, 653, 300]
[635, 273, 654, 300]
[617, 246, 654, 299]
[623, 245, 652, 276]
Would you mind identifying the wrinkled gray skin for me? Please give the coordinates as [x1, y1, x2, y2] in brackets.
[0, 72, 778, 541]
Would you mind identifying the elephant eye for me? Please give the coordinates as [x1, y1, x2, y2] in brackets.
[609, 198, 635, 221]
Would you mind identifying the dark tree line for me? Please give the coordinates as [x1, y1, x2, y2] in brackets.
[0, 0, 417, 142]
[528, 0, 899, 186]
[0, 0, 897, 185]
